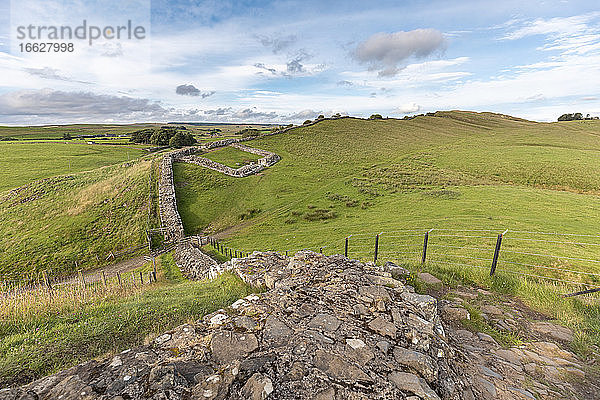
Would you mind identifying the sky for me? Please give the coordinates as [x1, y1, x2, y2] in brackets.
[0, 0, 599, 125]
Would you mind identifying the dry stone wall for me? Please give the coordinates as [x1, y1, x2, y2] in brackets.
[230, 143, 280, 167]
[158, 147, 197, 243]
[1, 251, 469, 400]
[177, 155, 266, 178]
[176, 144, 280, 178]
[173, 241, 220, 281]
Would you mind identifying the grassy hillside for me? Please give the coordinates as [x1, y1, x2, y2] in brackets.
[0, 252, 255, 386]
[0, 142, 147, 192]
[175, 112, 600, 243]
[0, 157, 160, 278]
[174, 112, 600, 352]
[203, 146, 262, 168]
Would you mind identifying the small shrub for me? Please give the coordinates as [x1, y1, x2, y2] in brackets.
[345, 200, 359, 207]
[303, 209, 337, 221]
[307, 204, 316, 209]
[291, 210, 303, 216]
[239, 208, 261, 220]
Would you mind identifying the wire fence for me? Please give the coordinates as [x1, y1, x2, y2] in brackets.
[0, 243, 149, 295]
[209, 227, 600, 300]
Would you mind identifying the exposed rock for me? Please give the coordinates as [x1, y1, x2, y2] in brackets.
[480, 305, 503, 317]
[531, 321, 574, 342]
[418, 272, 442, 285]
[3, 251, 467, 399]
[368, 316, 397, 338]
[393, 347, 437, 383]
[441, 306, 470, 322]
[384, 261, 410, 279]
[388, 372, 440, 400]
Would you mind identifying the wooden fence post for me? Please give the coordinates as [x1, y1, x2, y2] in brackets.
[374, 233, 381, 263]
[140, 271, 144, 285]
[78, 270, 85, 288]
[345, 236, 350, 257]
[117, 272, 122, 287]
[422, 229, 433, 265]
[152, 257, 157, 278]
[490, 230, 508, 276]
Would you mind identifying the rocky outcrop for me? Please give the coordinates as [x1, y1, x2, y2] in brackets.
[0, 251, 467, 400]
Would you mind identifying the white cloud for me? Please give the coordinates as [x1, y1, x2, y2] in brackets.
[353, 29, 447, 76]
[397, 103, 421, 114]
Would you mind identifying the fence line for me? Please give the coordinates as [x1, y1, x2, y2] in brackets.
[207, 226, 600, 297]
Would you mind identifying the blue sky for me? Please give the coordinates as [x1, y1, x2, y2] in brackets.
[0, 0, 599, 124]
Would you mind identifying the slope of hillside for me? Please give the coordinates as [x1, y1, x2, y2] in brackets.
[175, 112, 600, 242]
[0, 157, 160, 278]
[174, 111, 600, 356]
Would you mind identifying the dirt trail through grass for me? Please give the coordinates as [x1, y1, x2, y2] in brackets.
[59, 255, 149, 286]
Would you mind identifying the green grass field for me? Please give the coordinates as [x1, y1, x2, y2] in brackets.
[202, 146, 262, 168]
[0, 157, 160, 278]
[174, 112, 600, 354]
[0, 142, 148, 192]
[0, 252, 255, 386]
[0, 124, 160, 140]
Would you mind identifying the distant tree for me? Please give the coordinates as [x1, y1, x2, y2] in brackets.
[150, 130, 171, 146]
[332, 113, 341, 118]
[62, 133, 72, 140]
[369, 114, 383, 120]
[317, 114, 325, 119]
[235, 128, 260, 137]
[558, 113, 584, 121]
[169, 132, 196, 147]
[303, 119, 312, 125]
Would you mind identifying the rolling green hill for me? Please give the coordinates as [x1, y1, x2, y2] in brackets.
[0, 142, 147, 192]
[174, 111, 600, 353]
[175, 112, 600, 241]
[174, 111, 600, 286]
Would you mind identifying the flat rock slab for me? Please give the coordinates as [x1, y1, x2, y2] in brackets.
[531, 321, 574, 342]
[418, 272, 442, 285]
